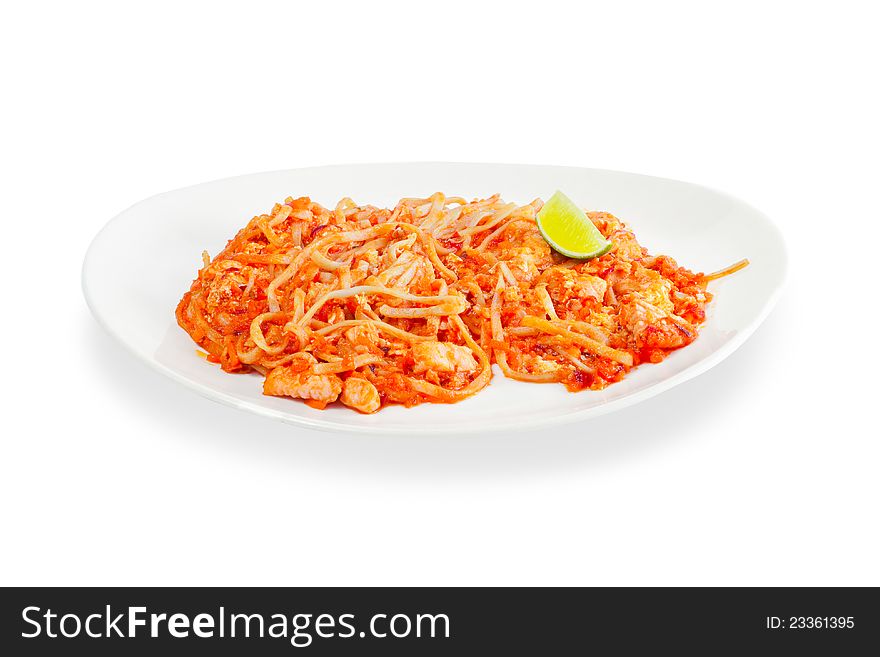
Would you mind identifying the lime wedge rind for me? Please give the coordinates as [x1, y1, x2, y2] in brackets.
[538, 236, 613, 260]
[536, 190, 612, 260]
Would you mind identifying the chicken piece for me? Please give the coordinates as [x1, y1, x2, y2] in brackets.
[617, 297, 672, 338]
[541, 266, 608, 305]
[411, 341, 478, 374]
[263, 367, 342, 408]
[340, 377, 381, 414]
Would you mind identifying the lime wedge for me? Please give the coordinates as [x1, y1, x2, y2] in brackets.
[537, 190, 612, 259]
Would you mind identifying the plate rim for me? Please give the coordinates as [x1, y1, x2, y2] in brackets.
[82, 161, 788, 435]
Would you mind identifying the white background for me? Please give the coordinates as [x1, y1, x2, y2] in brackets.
[2, 1, 878, 586]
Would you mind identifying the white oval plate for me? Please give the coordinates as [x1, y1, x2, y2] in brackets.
[83, 163, 786, 435]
